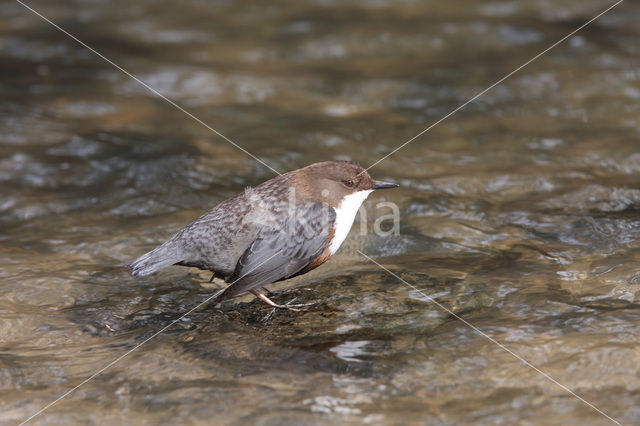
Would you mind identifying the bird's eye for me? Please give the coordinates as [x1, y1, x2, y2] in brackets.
[344, 179, 354, 188]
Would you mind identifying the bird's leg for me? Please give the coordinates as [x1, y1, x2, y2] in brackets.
[261, 286, 273, 295]
[206, 272, 224, 289]
[250, 289, 300, 311]
[250, 289, 315, 311]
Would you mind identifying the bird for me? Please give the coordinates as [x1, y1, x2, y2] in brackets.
[127, 160, 398, 309]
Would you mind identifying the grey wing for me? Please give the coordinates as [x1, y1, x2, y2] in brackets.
[219, 202, 336, 300]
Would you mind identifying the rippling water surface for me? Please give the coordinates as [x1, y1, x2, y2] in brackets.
[2, 0, 640, 424]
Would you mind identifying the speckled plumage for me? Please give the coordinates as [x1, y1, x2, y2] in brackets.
[175, 175, 296, 277]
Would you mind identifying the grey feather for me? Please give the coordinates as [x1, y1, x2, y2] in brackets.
[127, 175, 292, 279]
[216, 202, 336, 300]
[127, 240, 185, 277]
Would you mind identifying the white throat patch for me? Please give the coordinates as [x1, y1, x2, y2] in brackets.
[329, 189, 373, 254]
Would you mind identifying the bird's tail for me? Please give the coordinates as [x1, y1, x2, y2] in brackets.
[127, 240, 185, 277]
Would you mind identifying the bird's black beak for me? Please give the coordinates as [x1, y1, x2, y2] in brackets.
[372, 180, 399, 190]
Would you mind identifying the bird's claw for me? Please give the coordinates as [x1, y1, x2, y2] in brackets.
[261, 297, 317, 321]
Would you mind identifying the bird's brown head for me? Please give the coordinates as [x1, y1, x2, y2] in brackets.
[289, 161, 398, 207]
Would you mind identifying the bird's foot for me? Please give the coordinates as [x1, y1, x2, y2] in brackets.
[278, 297, 317, 311]
[251, 290, 315, 312]
[262, 297, 316, 321]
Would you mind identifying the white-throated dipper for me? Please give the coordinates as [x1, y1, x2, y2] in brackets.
[127, 161, 398, 308]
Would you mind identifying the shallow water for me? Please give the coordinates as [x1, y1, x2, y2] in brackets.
[2, 0, 640, 424]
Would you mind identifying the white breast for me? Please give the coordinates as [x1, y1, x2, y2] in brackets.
[329, 189, 373, 254]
